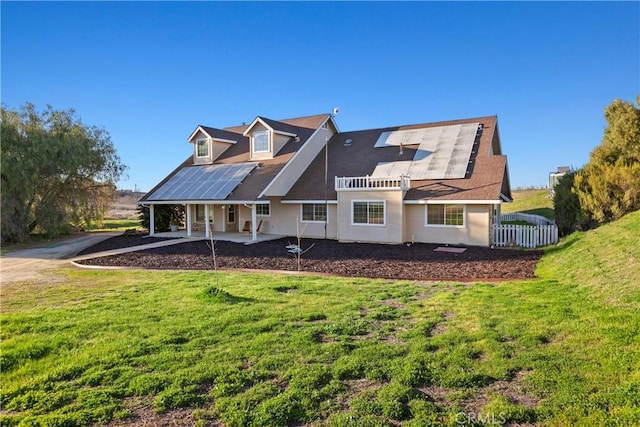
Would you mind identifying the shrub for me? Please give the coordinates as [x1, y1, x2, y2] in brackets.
[137, 204, 184, 232]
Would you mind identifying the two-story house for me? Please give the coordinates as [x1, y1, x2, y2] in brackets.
[139, 113, 512, 246]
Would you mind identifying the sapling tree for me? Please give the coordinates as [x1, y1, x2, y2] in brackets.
[287, 217, 315, 274]
[206, 222, 220, 288]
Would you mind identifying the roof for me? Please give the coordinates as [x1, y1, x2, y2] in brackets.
[284, 115, 511, 202]
[139, 113, 330, 203]
[197, 126, 246, 144]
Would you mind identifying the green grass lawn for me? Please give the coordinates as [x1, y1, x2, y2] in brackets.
[85, 219, 141, 232]
[1, 212, 639, 426]
[503, 189, 555, 220]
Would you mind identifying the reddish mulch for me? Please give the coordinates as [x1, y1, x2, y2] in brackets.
[76, 234, 542, 281]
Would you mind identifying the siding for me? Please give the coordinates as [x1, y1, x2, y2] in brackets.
[266, 198, 338, 239]
[405, 204, 491, 246]
[336, 190, 405, 244]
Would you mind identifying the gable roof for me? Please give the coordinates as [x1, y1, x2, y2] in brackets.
[187, 126, 246, 144]
[283, 115, 511, 202]
[242, 116, 298, 137]
[139, 113, 330, 203]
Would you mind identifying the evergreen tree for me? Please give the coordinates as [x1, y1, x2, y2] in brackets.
[574, 96, 640, 224]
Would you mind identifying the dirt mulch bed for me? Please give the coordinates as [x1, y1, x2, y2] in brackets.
[76, 231, 175, 256]
[76, 234, 542, 281]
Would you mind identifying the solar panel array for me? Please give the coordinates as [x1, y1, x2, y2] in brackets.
[372, 123, 479, 180]
[146, 163, 258, 201]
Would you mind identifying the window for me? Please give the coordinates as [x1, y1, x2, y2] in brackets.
[196, 139, 209, 157]
[256, 204, 270, 216]
[253, 131, 270, 153]
[426, 204, 465, 226]
[302, 203, 327, 222]
[196, 205, 205, 221]
[227, 205, 235, 224]
[353, 201, 385, 225]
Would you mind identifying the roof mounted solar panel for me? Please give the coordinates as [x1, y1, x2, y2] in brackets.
[372, 123, 479, 180]
[146, 163, 258, 201]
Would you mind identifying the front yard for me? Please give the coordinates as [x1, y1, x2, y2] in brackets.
[1, 211, 638, 426]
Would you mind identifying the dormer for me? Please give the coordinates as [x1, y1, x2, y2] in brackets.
[187, 125, 240, 164]
[243, 117, 298, 161]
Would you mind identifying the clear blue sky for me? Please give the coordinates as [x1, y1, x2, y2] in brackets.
[2, 1, 638, 192]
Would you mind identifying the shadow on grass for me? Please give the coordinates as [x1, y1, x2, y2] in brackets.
[542, 232, 582, 256]
[200, 286, 255, 304]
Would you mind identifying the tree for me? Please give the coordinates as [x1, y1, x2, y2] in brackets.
[553, 171, 589, 236]
[574, 96, 640, 224]
[1, 103, 127, 242]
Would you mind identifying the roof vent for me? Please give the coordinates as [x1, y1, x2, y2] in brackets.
[294, 136, 301, 142]
[344, 138, 353, 146]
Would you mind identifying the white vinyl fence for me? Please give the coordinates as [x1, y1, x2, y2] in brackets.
[492, 224, 558, 248]
[500, 212, 555, 226]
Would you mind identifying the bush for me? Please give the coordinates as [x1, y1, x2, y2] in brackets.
[137, 204, 184, 232]
[553, 171, 590, 236]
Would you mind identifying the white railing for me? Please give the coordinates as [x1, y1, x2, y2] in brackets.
[492, 224, 558, 248]
[335, 175, 411, 191]
[501, 212, 555, 226]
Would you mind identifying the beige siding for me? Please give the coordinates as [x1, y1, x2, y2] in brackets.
[405, 204, 491, 246]
[272, 133, 290, 156]
[191, 129, 232, 164]
[258, 198, 338, 239]
[336, 190, 405, 244]
[263, 125, 335, 197]
[250, 123, 272, 161]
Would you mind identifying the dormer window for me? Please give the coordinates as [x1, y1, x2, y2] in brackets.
[196, 138, 209, 157]
[253, 131, 270, 153]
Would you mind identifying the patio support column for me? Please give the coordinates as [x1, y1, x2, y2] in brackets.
[149, 204, 155, 236]
[186, 204, 192, 237]
[205, 204, 210, 239]
[221, 205, 226, 233]
[251, 204, 257, 241]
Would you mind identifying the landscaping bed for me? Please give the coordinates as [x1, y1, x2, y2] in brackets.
[77, 234, 542, 281]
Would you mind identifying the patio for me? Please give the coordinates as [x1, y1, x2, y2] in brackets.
[151, 229, 284, 245]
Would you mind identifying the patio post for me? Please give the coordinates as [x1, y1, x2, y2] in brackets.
[251, 204, 257, 241]
[205, 204, 210, 239]
[149, 204, 155, 236]
[186, 204, 192, 237]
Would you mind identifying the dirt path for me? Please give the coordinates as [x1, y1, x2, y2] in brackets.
[0, 233, 122, 283]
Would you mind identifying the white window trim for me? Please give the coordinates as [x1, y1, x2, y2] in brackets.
[256, 203, 271, 216]
[425, 204, 466, 228]
[196, 138, 209, 158]
[351, 200, 386, 226]
[253, 131, 270, 153]
[300, 203, 328, 223]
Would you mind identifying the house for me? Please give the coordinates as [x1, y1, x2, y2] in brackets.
[548, 166, 571, 196]
[138, 113, 512, 247]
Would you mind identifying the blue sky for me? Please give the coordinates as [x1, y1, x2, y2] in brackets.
[2, 1, 638, 192]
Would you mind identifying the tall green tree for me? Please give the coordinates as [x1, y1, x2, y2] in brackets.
[553, 171, 589, 236]
[1, 103, 127, 242]
[574, 96, 640, 224]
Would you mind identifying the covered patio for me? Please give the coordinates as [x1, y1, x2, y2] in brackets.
[151, 229, 284, 245]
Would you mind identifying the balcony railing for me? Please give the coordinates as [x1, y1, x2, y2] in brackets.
[335, 175, 411, 191]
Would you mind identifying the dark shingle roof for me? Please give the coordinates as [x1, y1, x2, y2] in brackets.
[140, 114, 330, 203]
[198, 126, 247, 143]
[283, 116, 510, 202]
